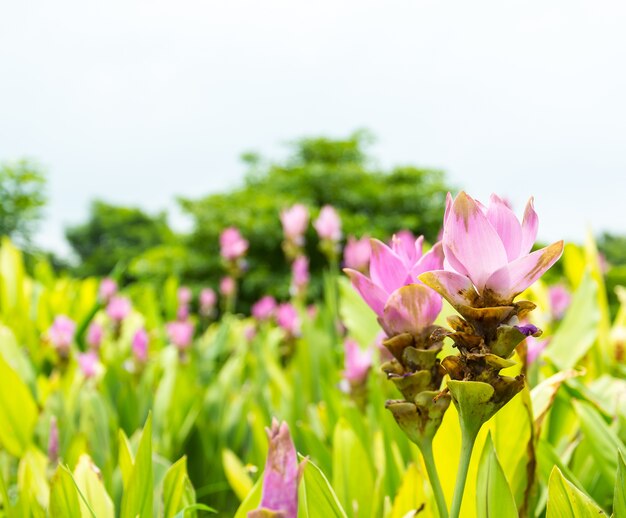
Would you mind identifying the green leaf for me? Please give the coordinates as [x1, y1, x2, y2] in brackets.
[162, 456, 196, 518]
[546, 467, 606, 517]
[118, 430, 134, 488]
[222, 449, 254, 502]
[338, 277, 380, 348]
[476, 434, 517, 518]
[300, 457, 347, 518]
[73, 455, 114, 518]
[50, 465, 81, 517]
[544, 273, 599, 370]
[121, 414, 154, 518]
[172, 503, 217, 517]
[0, 352, 37, 456]
[615, 451, 626, 518]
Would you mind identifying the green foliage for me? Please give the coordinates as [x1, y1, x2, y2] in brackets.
[0, 160, 47, 246]
[476, 434, 517, 518]
[65, 200, 175, 277]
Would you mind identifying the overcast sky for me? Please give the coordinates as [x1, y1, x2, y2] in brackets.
[1, 1, 625, 255]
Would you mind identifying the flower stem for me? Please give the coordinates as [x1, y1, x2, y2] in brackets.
[420, 439, 449, 518]
[449, 423, 480, 518]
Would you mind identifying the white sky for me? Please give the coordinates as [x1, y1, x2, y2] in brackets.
[1, 1, 625, 255]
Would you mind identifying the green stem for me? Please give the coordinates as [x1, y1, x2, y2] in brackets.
[449, 423, 480, 518]
[420, 439, 449, 518]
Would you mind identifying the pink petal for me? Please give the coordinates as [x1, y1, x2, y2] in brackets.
[369, 239, 408, 293]
[411, 241, 444, 278]
[443, 192, 508, 290]
[485, 241, 564, 301]
[520, 197, 539, 255]
[486, 194, 522, 261]
[418, 270, 479, 308]
[344, 269, 388, 317]
[381, 284, 442, 336]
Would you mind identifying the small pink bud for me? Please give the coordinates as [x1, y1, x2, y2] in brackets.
[199, 288, 217, 316]
[78, 351, 99, 379]
[220, 227, 249, 261]
[526, 336, 549, 364]
[548, 284, 571, 320]
[178, 286, 193, 306]
[166, 321, 194, 350]
[343, 236, 371, 272]
[132, 328, 149, 362]
[86, 322, 104, 350]
[276, 303, 300, 336]
[280, 204, 310, 244]
[291, 255, 310, 291]
[48, 416, 60, 464]
[252, 296, 277, 321]
[99, 277, 117, 302]
[48, 315, 76, 352]
[106, 296, 132, 323]
[313, 205, 342, 242]
[343, 339, 373, 384]
[220, 276, 236, 297]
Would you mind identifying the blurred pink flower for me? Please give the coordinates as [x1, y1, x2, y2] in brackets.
[526, 336, 549, 364]
[48, 416, 59, 464]
[220, 227, 249, 261]
[48, 315, 76, 352]
[199, 288, 217, 315]
[78, 351, 99, 379]
[86, 322, 103, 350]
[132, 328, 149, 362]
[343, 339, 373, 384]
[313, 205, 342, 242]
[249, 419, 304, 518]
[280, 204, 309, 244]
[291, 255, 310, 291]
[178, 286, 193, 306]
[276, 303, 300, 336]
[220, 276, 235, 297]
[252, 296, 277, 321]
[166, 321, 194, 350]
[106, 296, 132, 322]
[99, 277, 117, 302]
[343, 236, 371, 272]
[245, 324, 257, 342]
[549, 284, 571, 320]
[422, 192, 563, 307]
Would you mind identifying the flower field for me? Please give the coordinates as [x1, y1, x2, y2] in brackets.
[0, 192, 624, 518]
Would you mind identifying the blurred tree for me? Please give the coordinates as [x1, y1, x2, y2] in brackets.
[598, 232, 626, 317]
[65, 201, 176, 277]
[178, 130, 452, 309]
[0, 160, 47, 246]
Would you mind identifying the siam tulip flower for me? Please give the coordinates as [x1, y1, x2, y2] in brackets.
[48, 315, 76, 353]
[280, 204, 310, 244]
[344, 235, 444, 337]
[276, 303, 300, 337]
[244, 324, 257, 342]
[166, 320, 194, 351]
[132, 328, 149, 363]
[291, 255, 309, 293]
[313, 205, 342, 242]
[220, 227, 249, 261]
[526, 336, 549, 364]
[549, 284, 571, 320]
[248, 419, 305, 518]
[78, 351, 99, 379]
[343, 339, 373, 385]
[48, 416, 60, 464]
[178, 286, 193, 306]
[343, 236, 371, 272]
[252, 295, 277, 321]
[86, 322, 104, 350]
[220, 276, 235, 297]
[177, 305, 190, 321]
[199, 288, 217, 316]
[106, 296, 132, 323]
[99, 277, 117, 302]
[420, 192, 564, 309]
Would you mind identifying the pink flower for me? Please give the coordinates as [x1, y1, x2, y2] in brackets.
[343, 236, 371, 272]
[106, 296, 132, 322]
[252, 296, 277, 321]
[420, 192, 564, 307]
[313, 205, 342, 242]
[280, 204, 310, 244]
[78, 351, 99, 379]
[220, 227, 249, 261]
[276, 303, 300, 336]
[249, 419, 305, 518]
[166, 321, 194, 350]
[199, 288, 217, 315]
[549, 284, 571, 320]
[48, 315, 76, 352]
[132, 328, 149, 362]
[178, 286, 192, 306]
[344, 236, 444, 336]
[526, 336, 549, 363]
[99, 277, 117, 302]
[245, 324, 257, 342]
[291, 255, 309, 290]
[220, 276, 235, 297]
[48, 416, 59, 464]
[343, 339, 373, 384]
[86, 322, 104, 350]
[177, 305, 190, 321]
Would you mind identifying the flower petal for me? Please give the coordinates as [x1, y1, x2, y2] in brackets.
[412, 241, 444, 278]
[486, 194, 522, 261]
[344, 269, 388, 317]
[520, 197, 538, 255]
[382, 284, 442, 336]
[369, 238, 409, 293]
[419, 270, 480, 308]
[443, 192, 508, 290]
[485, 241, 564, 302]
